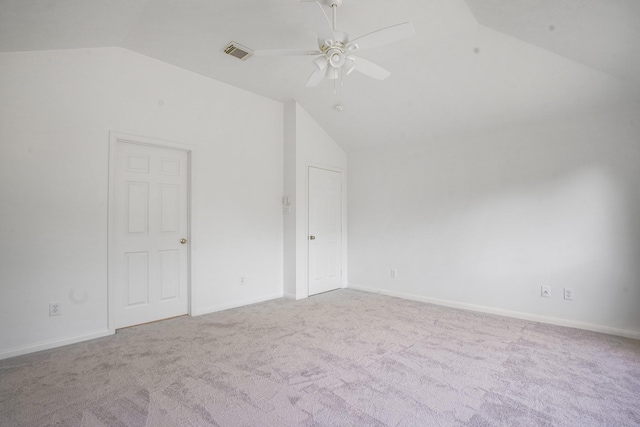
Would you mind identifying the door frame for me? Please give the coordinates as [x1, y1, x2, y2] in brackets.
[107, 131, 194, 333]
[306, 163, 346, 297]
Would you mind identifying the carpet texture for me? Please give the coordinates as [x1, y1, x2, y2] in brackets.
[1, 289, 639, 426]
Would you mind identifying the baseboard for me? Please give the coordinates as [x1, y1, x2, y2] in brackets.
[193, 293, 284, 316]
[348, 284, 640, 340]
[2, 294, 284, 360]
[283, 292, 297, 300]
[0, 329, 113, 361]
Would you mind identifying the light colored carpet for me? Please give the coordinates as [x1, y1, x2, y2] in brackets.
[1, 289, 639, 426]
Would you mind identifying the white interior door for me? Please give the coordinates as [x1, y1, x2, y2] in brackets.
[308, 166, 342, 296]
[113, 141, 189, 329]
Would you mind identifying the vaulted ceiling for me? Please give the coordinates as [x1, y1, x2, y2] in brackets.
[1, 0, 639, 152]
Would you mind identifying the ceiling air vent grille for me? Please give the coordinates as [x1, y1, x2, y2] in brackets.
[223, 42, 253, 61]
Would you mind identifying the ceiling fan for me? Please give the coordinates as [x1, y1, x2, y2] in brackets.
[253, 0, 415, 89]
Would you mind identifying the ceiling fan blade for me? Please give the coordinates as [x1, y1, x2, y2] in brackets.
[305, 67, 326, 87]
[343, 57, 356, 76]
[253, 49, 322, 57]
[347, 22, 415, 50]
[349, 56, 391, 80]
[300, 0, 335, 41]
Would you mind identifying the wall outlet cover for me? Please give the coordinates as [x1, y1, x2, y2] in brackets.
[564, 288, 574, 300]
[541, 286, 551, 298]
[49, 302, 61, 316]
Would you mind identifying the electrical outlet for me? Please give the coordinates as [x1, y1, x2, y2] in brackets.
[49, 302, 61, 316]
[391, 269, 397, 278]
[564, 288, 574, 300]
[239, 275, 245, 286]
[541, 286, 551, 298]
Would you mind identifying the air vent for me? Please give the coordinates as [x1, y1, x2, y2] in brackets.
[223, 42, 253, 61]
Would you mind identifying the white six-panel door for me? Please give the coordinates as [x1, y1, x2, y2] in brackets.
[113, 141, 189, 329]
[308, 166, 342, 296]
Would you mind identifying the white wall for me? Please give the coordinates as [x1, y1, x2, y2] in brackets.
[348, 105, 640, 338]
[282, 101, 297, 298]
[0, 47, 284, 359]
[283, 101, 347, 300]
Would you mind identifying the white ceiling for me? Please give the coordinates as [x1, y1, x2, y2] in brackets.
[1, 0, 639, 152]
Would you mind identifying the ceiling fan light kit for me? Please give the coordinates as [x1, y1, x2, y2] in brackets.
[251, 0, 414, 90]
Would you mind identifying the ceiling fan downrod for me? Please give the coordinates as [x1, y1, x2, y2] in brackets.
[331, 2, 338, 31]
[324, 0, 342, 31]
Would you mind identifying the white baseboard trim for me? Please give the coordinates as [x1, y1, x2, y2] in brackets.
[283, 292, 297, 300]
[193, 293, 283, 316]
[0, 329, 113, 361]
[348, 284, 640, 340]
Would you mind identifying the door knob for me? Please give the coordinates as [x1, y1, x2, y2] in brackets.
[180, 238, 187, 244]
[309, 235, 316, 240]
